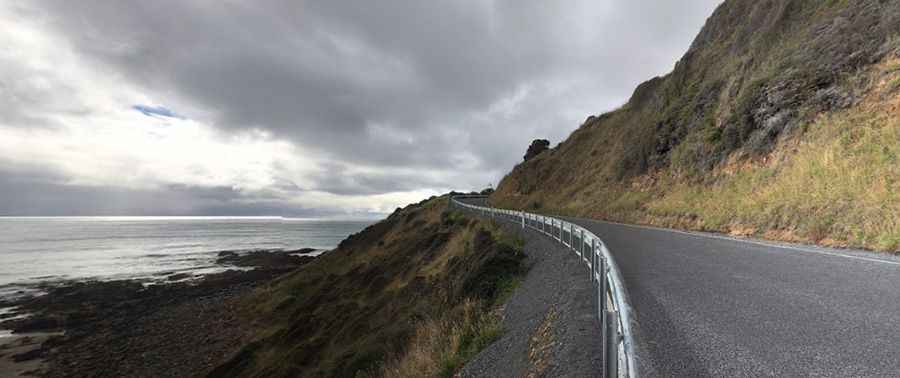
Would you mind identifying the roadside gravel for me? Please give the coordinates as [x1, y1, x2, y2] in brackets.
[460, 222, 603, 377]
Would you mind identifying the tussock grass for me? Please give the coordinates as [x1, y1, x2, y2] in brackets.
[380, 218, 522, 378]
[215, 197, 525, 377]
[649, 91, 900, 251]
[887, 76, 900, 94]
[501, 92, 900, 252]
[381, 300, 502, 378]
[493, 11, 900, 254]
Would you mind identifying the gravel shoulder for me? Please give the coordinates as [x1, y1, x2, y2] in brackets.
[461, 222, 602, 377]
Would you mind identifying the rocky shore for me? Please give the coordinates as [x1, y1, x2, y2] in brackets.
[0, 249, 317, 377]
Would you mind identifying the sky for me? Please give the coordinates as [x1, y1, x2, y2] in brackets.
[0, 0, 722, 218]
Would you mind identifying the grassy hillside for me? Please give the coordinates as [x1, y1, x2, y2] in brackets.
[493, 0, 900, 253]
[209, 196, 524, 377]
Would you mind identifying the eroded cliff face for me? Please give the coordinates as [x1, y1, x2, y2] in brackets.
[494, 0, 900, 252]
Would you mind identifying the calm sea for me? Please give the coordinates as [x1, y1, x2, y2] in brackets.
[0, 217, 373, 299]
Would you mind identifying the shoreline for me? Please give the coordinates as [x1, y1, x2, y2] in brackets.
[0, 247, 324, 301]
[0, 249, 317, 377]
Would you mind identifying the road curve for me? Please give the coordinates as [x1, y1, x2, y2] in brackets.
[564, 217, 900, 377]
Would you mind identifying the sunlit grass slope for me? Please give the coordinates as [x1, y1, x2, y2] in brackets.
[493, 1, 900, 252]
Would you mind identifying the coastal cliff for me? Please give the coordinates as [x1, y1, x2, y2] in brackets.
[493, 0, 900, 252]
[210, 196, 524, 377]
[0, 196, 524, 377]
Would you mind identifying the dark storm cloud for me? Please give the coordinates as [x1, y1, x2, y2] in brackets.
[0, 168, 330, 217]
[2, 1, 723, 214]
[30, 1, 720, 166]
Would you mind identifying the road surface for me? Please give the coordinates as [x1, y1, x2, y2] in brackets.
[458, 197, 900, 377]
[566, 217, 900, 377]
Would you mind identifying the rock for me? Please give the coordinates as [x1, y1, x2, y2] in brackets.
[12, 347, 45, 362]
[6, 316, 61, 333]
[0, 262, 299, 377]
[167, 273, 192, 281]
[217, 251, 239, 258]
[215, 250, 314, 269]
[524, 139, 550, 161]
[287, 248, 317, 255]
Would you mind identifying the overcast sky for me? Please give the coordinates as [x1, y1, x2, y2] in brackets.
[0, 0, 722, 217]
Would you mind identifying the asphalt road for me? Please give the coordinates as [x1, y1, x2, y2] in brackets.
[564, 217, 900, 377]
[457, 197, 900, 377]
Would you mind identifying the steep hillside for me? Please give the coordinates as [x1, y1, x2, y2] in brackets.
[210, 196, 524, 377]
[494, 0, 900, 252]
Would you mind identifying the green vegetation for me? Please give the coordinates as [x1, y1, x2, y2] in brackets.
[650, 92, 900, 250]
[210, 197, 525, 377]
[493, 1, 900, 253]
[380, 299, 503, 378]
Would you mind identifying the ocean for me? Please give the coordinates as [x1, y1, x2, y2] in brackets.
[0, 217, 373, 299]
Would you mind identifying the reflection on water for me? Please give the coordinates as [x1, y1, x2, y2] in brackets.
[0, 217, 373, 296]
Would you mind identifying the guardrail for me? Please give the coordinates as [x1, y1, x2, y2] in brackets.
[450, 195, 637, 378]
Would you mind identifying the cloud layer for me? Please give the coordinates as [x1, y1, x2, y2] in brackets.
[0, 0, 722, 216]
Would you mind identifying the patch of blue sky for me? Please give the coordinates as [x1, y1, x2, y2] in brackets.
[132, 104, 185, 119]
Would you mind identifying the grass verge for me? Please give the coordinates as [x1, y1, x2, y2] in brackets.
[381, 214, 524, 378]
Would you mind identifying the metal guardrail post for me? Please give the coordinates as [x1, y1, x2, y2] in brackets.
[589, 238, 595, 281]
[568, 224, 573, 250]
[578, 229, 584, 257]
[599, 253, 608, 377]
[606, 309, 619, 378]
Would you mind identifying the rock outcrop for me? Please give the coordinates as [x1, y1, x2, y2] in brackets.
[493, 0, 900, 251]
[523, 139, 550, 161]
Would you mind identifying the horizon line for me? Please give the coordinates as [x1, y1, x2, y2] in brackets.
[0, 215, 384, 221]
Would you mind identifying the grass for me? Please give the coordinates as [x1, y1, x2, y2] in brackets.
[380, 215, 524, 378]
[647, 92, 900, 251]
[493, 54, 900, 253]
[380, 300, 503, 378]
[215, 197, 525, 377]
[887, 76, 900, 94]
[491, 3, 900, 254]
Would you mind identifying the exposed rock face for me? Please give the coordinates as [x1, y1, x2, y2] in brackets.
[524, 139, 550, 161]
[491, 0, 900, 252]
[495, 0, 900, 198]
